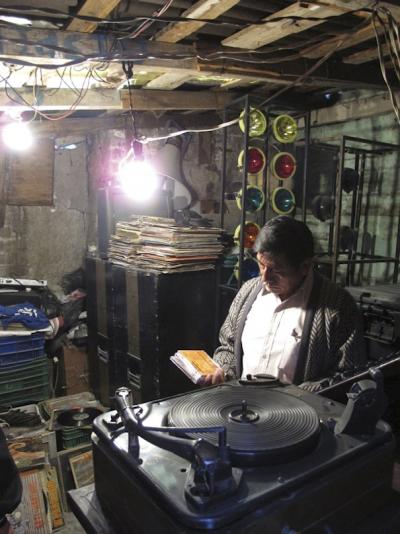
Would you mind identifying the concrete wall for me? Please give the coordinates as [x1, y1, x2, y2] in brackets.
[0, 136, 96, 292]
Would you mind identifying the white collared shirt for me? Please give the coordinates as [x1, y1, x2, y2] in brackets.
[241, 270, 314, 383]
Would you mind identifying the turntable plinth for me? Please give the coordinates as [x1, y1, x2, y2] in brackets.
[92, 381, 395, 533]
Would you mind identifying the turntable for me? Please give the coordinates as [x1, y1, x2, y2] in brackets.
[92, 372, 395, 533]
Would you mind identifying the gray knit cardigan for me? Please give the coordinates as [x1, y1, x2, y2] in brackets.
[213, 271, 366, 388]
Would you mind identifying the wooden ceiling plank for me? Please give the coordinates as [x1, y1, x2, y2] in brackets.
[343, 44, 388, 64]
[120, 89, 234, 110]
[0, 88, 122, 110]
[145, 72, 194, 89]
[155, 0, 240, 43]
[221, 1, 375, 50]
[301, 22, 375, 59]
[66, 0, 122, 33]
[302, 3, 400, 59]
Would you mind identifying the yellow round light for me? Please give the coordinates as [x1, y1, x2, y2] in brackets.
[272, 115, 297, 143]
[239, 107, 267, 137]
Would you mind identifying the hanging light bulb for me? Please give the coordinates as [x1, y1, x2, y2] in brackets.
[271, 152, 297, 180]
[239, 107, 267, 137]
[236, 185, 265, 213]
[2, 121, 33, 151]
[272, 115, 297, 143]
[238, 146, 266, 175]
[234, 221, 260, 248]
[271, 187, 295, 215]
[117, 146, 159, 201]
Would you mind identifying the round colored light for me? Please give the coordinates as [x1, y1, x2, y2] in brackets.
[271, 187, 295, 215]
[234, 257, 259, 282]
[311, 195, 335, 222]
[239, 107, 267, 137]
[236, 186, 265, 213]
[238, 146, 266, 175]
[234, 221, 260, 249]
[342, 167, 359, 193]
[271, 152, 296, 180]
[272, 115, 297, 143]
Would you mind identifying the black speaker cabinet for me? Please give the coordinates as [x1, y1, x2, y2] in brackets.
[86, 257, 127, 405]
[111, 265, 217, 402]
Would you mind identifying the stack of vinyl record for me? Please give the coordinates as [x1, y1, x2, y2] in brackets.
[108, 216, 223, 273]
[57, 407, 102, 449]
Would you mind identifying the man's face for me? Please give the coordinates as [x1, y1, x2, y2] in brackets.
[256, 252, 311, 300]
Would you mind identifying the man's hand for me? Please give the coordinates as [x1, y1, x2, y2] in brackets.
[199, 368, 225, 387]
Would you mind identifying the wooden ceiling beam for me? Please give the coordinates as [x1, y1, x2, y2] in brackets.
[146, 0, 239, 90]
[221, 1, 376, 50]
[66, 0, 122, 33]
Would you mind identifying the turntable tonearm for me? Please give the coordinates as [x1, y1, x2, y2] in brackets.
[92, 371, 395, 533]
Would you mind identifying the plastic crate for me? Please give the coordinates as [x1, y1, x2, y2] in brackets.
[0, 370, 49, 395]
[0, 333, 45, 355]
[0, 357, 48, 380]
[0, 384, 50, 407]
[62, 428, 91, 449]
[0, 347, 45, 368]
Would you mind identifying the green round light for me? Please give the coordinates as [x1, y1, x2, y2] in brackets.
[236, 186, 265, 213]
[271, 187, 295, 215]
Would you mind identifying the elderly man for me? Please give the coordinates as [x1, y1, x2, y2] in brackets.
[205, 216, 365, 390]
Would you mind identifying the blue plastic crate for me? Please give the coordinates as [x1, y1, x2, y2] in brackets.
[0, 347, 45, 368]
[0, 333, 45, 355]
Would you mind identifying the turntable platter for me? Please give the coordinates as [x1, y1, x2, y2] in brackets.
[168, 386, 321, 465]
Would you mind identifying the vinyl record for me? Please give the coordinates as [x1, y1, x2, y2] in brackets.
[57, 407, 102, 428]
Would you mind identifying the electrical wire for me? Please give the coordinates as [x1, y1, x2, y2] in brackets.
[0, 5, 376, 29]
[138, 117, 239, 143]
[372, 7, 400, 125]
[126, 0, 174, 40]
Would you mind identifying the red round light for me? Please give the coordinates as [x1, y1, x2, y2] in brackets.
[271, 152, 296, 180]
[247, 147, 265, 174]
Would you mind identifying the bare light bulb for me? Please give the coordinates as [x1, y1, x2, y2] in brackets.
[117, 157, 159, 201]
[2, 122, 33, 151]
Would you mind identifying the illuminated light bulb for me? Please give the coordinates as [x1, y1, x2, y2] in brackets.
[239, 107, 267, 137]
[2, 121, 33, 151]
[117, 156, 159, 201]
[272, 115, 297, 143]
[271, 152, 296, 180]
[238, 146, 266, 175]
[236, 186, 265, 213]
[234, 257, 259, 281]
[271, 187, 295, 215]
[234, 221, 260, 249]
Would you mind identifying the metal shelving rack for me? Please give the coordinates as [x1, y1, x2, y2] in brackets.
[313, 136, 400, 285]
[215, 95, 311, 335]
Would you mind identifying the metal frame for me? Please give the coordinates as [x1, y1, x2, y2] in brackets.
[325, 135, 400, 284]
